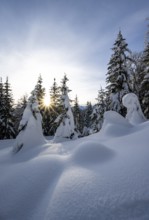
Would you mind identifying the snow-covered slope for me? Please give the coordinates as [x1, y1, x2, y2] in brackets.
[0, 112, 149, 220]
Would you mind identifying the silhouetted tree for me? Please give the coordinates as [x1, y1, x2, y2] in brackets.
[2, 77, 15, 139]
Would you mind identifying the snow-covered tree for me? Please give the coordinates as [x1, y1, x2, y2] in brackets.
[49, 78, 61, 135]
[128, 52, 145, 98]
[106, 31, 132, 116]
[122, 93, 146, 125]
[84, 102, 93, 128]
[54, 74, 78, 142]
[13, 90, 45, 153]
[140, 42, 149, 118]
[50, 78, 61, 108]
[42, 107, 51, 136]
[14, 95, 28, 134]
[2, 77, 16, 139]
[73, 95, 83, 135]
[35, 74, 51, 135]
[35, 74, 45, 112]
[91, 88, 106, 132]
[0, 78, 5, 139]
[82, 101, 93, 136]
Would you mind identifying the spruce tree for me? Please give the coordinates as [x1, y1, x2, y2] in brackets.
[91, 88, 106, 132]
[73, 95, 83, 135]
[0, 78, 5, 139]
[49, 78, 61, 135]
[14, 95, 28, 134]
[50, 78, 60, 108]
[84, 102, 93, 127]
[140, 42, 149, 118]
[35, 74, 47, 134]
[35, 74, 45, 112]
[54, 74, 78, 142]
[2, 77, 15, 139]
[106, 31, 132, 116]
[82, 101, 93, 136]
[13, 90, 45, 153]
[128, 52, 145, 98]
[42, 107, 51, 136]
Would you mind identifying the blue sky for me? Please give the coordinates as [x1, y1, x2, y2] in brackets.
[0, 0, 149, 104]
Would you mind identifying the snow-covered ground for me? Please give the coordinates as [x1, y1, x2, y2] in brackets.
[0, 111, 149, 220]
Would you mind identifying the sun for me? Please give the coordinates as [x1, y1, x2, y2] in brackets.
[43, 95, 50, 107]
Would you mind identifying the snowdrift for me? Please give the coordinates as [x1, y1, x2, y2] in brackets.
[0, 111, 149, 220]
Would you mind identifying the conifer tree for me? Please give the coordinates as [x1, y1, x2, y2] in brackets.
[128, 52, 145, 98]
[0, 78, 5, 139]
[49, 78, 61, 135]
[54, 74, 78, 142]
[84, 102, 93, 127]
[13, 90, 45, 153]
[50, 78, 60, 108]
[35, 74, 45, 112]
[2, 77, 15, 139]
[14, 95, 28, 134]
[82, 101, 93, 136]
[35, 74, 47, 134]
[42, 107, 51, 136]
[91, 88, 106, 132]
[73, 95, 83, 135]
[106, 31, 132, 116]
[140, 41, 149, 118]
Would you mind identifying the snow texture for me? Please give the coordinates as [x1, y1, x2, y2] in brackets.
[100, 110, 133, 137]
[0, 110, 149, 220]
[122, 93, 146, 125]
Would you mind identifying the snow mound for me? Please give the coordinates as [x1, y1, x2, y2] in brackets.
[1, 110, 149, 220]
[122, 93, 146, 125]
[100, 110, 133, 137]
[0, 155, 64, 220]
[71, 141, 115, 166]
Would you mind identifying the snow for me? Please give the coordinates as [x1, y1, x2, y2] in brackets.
[0, 110, 149, 219]
[122, 93, 146, 125]
[100, 110, 133, 137]
[54, 91, 78, 142]
[13, 90, 46, 153]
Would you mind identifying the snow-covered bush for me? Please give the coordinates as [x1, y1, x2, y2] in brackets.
[122, 93, 146, 125]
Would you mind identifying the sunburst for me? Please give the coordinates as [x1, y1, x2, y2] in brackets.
[43, 95, 50, 107]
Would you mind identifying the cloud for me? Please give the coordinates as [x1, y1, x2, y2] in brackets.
[0, 0, 149, 104]
[0, 46, 105, 104]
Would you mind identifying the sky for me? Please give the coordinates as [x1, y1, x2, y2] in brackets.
[0, 0, 149, 105]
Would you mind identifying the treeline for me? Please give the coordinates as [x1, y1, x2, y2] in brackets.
[0, 26, 149, 140]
